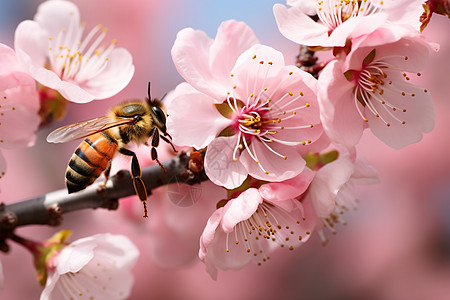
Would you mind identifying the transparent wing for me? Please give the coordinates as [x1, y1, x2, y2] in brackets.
[47, 116, 135, 143]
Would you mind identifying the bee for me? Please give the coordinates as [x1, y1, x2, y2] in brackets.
[47, 82, 175, 217]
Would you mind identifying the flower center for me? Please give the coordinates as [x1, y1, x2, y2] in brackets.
[225, 201, 310, 266]
[231, 99, 272, 138]
[343, 49, 416, 127]
[47, 13, 116, 83]
[219, 55, 316, 175]
[317, 0, 382, 32]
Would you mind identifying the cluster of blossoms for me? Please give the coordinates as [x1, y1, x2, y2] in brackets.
[0, 0, 443, 298]
[165, 0, 438, 278]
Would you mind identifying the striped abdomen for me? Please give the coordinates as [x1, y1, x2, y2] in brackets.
[66, 132, 118, 193]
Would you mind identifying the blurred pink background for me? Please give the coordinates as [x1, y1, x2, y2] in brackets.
[1, 1, 450, 299]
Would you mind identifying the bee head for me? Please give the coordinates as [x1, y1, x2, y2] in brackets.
[147, 82, 168, 133]
[149, 99, 167, 133]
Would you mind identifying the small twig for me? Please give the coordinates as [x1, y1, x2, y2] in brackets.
[296, 45, 320, 78]
[0, 151, 207, 251]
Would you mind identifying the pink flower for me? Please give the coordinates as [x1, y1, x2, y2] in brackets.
[273, 0, 425, 47]
[304, 155, 379, 244]
[318, 25, 436, 149]
[168, 20, 322, 189]
[40, 233, 139, 300]
[14, 0, 134, 103]
[199, 169, 317, 279]
[0, 43, 40, 190]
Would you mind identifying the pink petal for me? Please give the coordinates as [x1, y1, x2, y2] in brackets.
[172, 21, 258, 102]
[204, 136, 248, 189]
[231, 45, 286, 90]
[14, 20, 48, 68]
[259, 167, 315, 202]
[55, 243, 95, 274]
[47, 234, 138, 300]
[352, 158, 380, 185]
[0, 72, 40, 148]
[34, 0, 81, 38]
[0, 44, 21, 74]
[199, 207, 255, 278]
[209, 20, 259, 79]
[221, 188, 262, 233]
[54, 80, 96, 103]
[286, 0, 317, 15]
[201, 228, 253, 276]
[172, 28, 227, 101]
[199, 207, 225, 262]
[372, 37, 432, 72]
[325, 14, 387, 47]
[80, 48, 135, 100]
[40, 271, 60, 300]
[297, 126, 331, 156]
[166, 88, 231, 149]
[240, 141, 306, 182]
[366, 79, 435, 149]
[267, 66, 322, 144]
[318, 60, 365, 148]
[273, 4, 329, 46]
[345, 26, 431, 72]
[308, 157, 355, 218]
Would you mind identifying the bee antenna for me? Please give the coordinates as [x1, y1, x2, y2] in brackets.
[147, 81, 152, 100]
[160, 92, 168, 102]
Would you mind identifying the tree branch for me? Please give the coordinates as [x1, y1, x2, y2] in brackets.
[0, 151, 207, 251]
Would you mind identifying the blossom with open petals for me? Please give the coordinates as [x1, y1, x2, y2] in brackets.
[0, 43, 40, 190]
[199, 170, 317, 279]
[14, 0, 134, 103]
[304, 155, 379, 244]
[168, 20, 322, 189]
[318, 25, 436, 149]
[40, 233, 139, 300]
[273, 0, 424, 47]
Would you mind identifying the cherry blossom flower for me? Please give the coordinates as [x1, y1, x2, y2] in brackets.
[40, 233, 139, 300]
[318, 25, 436, 149]
[273, 0, 425, 47]
[0, 43, 40, 190]
[303, 155, 379, 244]
[14, 0, 134, 103]
[168, 20, 322, 189]
[199, 169, 317, 279]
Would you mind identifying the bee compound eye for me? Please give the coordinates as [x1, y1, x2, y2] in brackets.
[152, 106, 166, 124]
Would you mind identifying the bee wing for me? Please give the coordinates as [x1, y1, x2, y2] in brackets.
[47, 116, 135, 143]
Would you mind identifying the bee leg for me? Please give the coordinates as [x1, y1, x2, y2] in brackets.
[150, 127, 166, 172]
[160, 134, 177, 152]
[119, 148, 149, 218]
[97, 160, 112, 192]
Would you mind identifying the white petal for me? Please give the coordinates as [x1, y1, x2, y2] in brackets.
[34, 0, 81, 38]
[81, 48, 135, 100]
[273, 4, 329, 46]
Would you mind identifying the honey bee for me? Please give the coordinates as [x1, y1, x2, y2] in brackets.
[47, 82, 175, 217]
